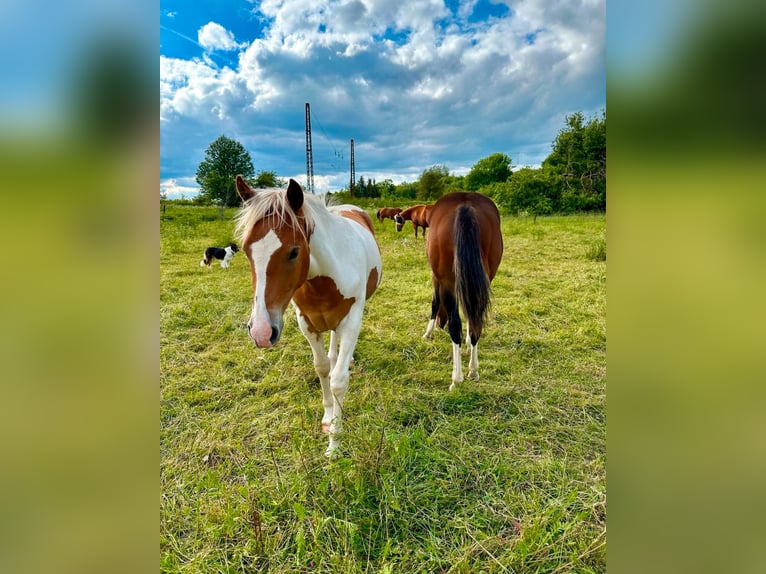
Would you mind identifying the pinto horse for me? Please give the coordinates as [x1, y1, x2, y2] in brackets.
[423, 192, 503, 390]
[376, 207, 402, 222]
[234, 176, 382, 456]
[394, 204, 433, 238]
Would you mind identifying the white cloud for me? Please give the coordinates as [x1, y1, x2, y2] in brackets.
[161, 177, 200, 199]
[198, 22, 244, 52]
[160, 0, 605, 190]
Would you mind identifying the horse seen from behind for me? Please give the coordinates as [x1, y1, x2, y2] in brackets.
[423, 192, 503, 390]
[394, 204, 433, 238]
[234, 176, 382, 456]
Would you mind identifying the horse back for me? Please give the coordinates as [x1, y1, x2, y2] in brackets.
[333, 206, 382, 300]
[427, 192, 502, 280]
[336, 206, 376, 235]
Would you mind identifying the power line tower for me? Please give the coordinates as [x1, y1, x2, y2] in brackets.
[305, 102, 314, 193]
[349, 138, 355, 197]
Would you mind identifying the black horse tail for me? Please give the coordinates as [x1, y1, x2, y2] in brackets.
[454, 205, 491, 333]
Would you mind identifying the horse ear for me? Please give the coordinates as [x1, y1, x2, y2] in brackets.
[235, 175, 255, 202]
[286, 179, 304, 212]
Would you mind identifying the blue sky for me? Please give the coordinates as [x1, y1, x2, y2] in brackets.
[160, 0, 605, 197]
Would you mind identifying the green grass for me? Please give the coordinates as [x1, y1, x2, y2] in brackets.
[161, 204, 606, 573]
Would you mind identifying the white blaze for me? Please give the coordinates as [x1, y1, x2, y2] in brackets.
[247, 229, 282, 344]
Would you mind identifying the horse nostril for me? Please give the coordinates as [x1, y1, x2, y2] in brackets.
[246, 320, 252, 331]
[270, 326, 279, 345]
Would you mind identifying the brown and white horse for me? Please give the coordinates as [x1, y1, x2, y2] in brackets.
[423, 192, 503, 390]
[394, 204, 433, 238]
[234, 176, 382, 456]
[375, 207, 402, 222]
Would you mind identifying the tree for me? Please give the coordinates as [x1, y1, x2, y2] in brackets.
[253, 170, 284, 188]
[543, 111, 605, 210]
[417, 165, 449, 201]
[196, 135, 255, 208]
[464, 153, 512, 191]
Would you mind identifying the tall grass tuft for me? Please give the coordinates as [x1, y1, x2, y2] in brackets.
[586, 238, 606, 261]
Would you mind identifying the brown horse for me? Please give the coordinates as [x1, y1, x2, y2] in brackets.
[394, 204, 433, 238]
[376, 207, 402, 222]
[423, 192, 503, 390]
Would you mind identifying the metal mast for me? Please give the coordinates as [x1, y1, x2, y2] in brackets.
[349, 139, 355, 197]
[305, 102, 314, 193]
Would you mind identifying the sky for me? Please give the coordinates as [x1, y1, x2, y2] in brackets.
[161, 0, 606, 198]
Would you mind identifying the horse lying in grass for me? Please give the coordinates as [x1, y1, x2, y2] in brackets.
[234, 176, 382, 456]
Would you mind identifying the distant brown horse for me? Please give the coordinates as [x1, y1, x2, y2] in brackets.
[376, 207, 402, 222]
[394, 204, 433, 238]
[423, 192, 503, 390]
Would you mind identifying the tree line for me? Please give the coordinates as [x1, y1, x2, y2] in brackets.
[180, 110, 605, 216]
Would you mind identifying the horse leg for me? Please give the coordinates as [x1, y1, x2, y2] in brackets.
[443, 289, 464, 391]
[294, 308, 333, 433]
[329, 330, 339, 371]
[330, 329, 354, 368]
[467, 328, 481, 380]
[423, 286, 440, 339]
[325, 309, 363, 457]
[462, 323, 470, 354]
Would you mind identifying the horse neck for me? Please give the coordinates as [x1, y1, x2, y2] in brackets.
[306, 208, 345, 280]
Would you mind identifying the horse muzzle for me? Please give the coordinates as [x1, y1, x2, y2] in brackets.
[247, 315, 282, 348]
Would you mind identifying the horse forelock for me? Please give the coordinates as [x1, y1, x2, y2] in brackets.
[234, 187, 318, 246]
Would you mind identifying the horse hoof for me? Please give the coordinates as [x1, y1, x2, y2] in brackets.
[468, 370, 479, 380]
[324, 445, 340, 458]
[448, 382, 456, 391]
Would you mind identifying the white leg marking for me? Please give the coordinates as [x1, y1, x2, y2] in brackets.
[463, 324, 471, 354]
[423, 318, 436, 339]
[448, 341, 464, 391]
[468, 342, 479, 380]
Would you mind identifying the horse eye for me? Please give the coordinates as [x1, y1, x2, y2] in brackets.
[288, 247, 299, 261]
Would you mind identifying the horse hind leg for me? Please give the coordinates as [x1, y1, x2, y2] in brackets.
[467, 327, 481, 380]
[423, 288, 440, 339]
[443, 289, 464, 391]
[462, 323, 471, 354]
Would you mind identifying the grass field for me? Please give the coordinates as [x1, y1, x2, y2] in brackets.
[160, 202, 606, 573]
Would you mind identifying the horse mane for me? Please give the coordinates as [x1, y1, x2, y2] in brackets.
[234, 187, 322, 245]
